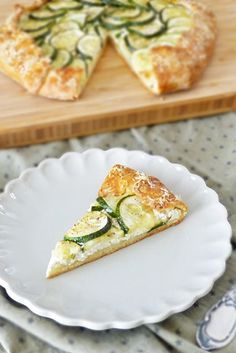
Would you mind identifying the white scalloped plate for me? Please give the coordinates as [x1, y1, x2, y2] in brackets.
[0, 149, 232, 330]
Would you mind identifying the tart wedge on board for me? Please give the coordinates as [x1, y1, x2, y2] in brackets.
[46, 164, 188, 278]
[0, 0, 216, 100]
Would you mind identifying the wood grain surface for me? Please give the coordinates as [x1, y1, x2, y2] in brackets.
[0, 0, 236, 148]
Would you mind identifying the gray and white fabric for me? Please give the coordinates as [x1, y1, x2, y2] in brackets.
[0, 112, 235, 353]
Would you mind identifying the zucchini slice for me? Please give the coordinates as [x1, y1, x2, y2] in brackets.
[48, 1, 83, 11]
[129, 17, 165, 38]
[117, 218, 129, 234]
[128, 10, 155, 25]
[70, 57, 86, 69]
[85, 7, 105, 22]
[29, 9, 65, 20]
[96, 197, 117, 217]
[167, 16, 193, 32]
[161, 6, 189, 23]
[51, 29, 84, 51]
[103, 10, 156, 30]
[94, 24, 106, 42]
[84, 23, 106, 46]
[116, 0, 135, 5]
[63, 12, 87, 26]
[108, 7, 141, 19]
[149, 0, 168, 13]
[102, 0, 134, 8]
[96, 196, 129, 233]
[124, 33, 152, 51]
[115, 195, 136, 233]
[52, 49, 73, 68]
[131, 0, 149, 9]
[41, 43, 57, 59]
[117, 195, 156, 235]
[71, 56, 89, 77]
[168, 17, 193, 28]
[101, 16, 127, 29]
[155, 33, 180, 46]
[80, 0, 105, 6]
[19, 17, 52, 32]
[64, 211, 112, 245]
[35, 37, 45, 46]
[124, 34, 135, 52]
[77, 34, 101, 58]
[29, 27, 51, 39]
[149, 220, 166, 232]
[91, 205, 103, 211]
[51, 20, 80, 34]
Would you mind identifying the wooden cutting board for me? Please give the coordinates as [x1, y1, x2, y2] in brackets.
[0, 0, 236, 148]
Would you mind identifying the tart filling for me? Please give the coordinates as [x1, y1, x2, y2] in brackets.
[17, 0, 194, 93]
[47, 194, 181, 270]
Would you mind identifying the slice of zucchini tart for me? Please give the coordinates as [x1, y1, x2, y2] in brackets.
[46, 164, 188, 278]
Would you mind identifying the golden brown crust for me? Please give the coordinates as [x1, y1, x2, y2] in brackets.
[0, 26, 50, 93]
[39, 67, 84, 101]
[99, 164, 188, 212]
[47, 215, 185, 278]
[6, 1, 48, 30]
[151, 0, 217, 93]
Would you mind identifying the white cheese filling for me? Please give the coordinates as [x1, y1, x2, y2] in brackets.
[49, 207, 181, 270]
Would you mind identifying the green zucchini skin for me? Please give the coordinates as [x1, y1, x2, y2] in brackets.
[30, 27, 51, 39]
[19, 20, 52, 32]
[94, 25, 104, 47]
[124, 34, 135, 51]
[29, 10, 65, 21]
[64, 214, 112, 244]
[102, 0, 134, 8]
[87, 9, 105, 23]
[149, 221, 166, 232]
[101, 10, 156, 30]
[115, 194, 135, 233]
[91, 205, 103, 211]
[96, 196, 117, 217]
[108, 7, 141, 20]
[77, 48, 92, 61]
[75, 50, 91, 76]
[47, 1, 83, 12]
[117, 217, 129, 234]
[96, 195, 132, 234]
[128, 24, 166, 38]
[52, 50, 73, 68]
[80, 0, 105, 6]
[127, 11, 155, 26]
[41, 43, 57, 59]
[100, 20, 125, 30]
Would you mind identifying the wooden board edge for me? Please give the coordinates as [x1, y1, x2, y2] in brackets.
[1, 94, 236, 148]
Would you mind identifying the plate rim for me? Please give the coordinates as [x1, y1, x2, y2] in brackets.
[0, 148, 232, 330]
